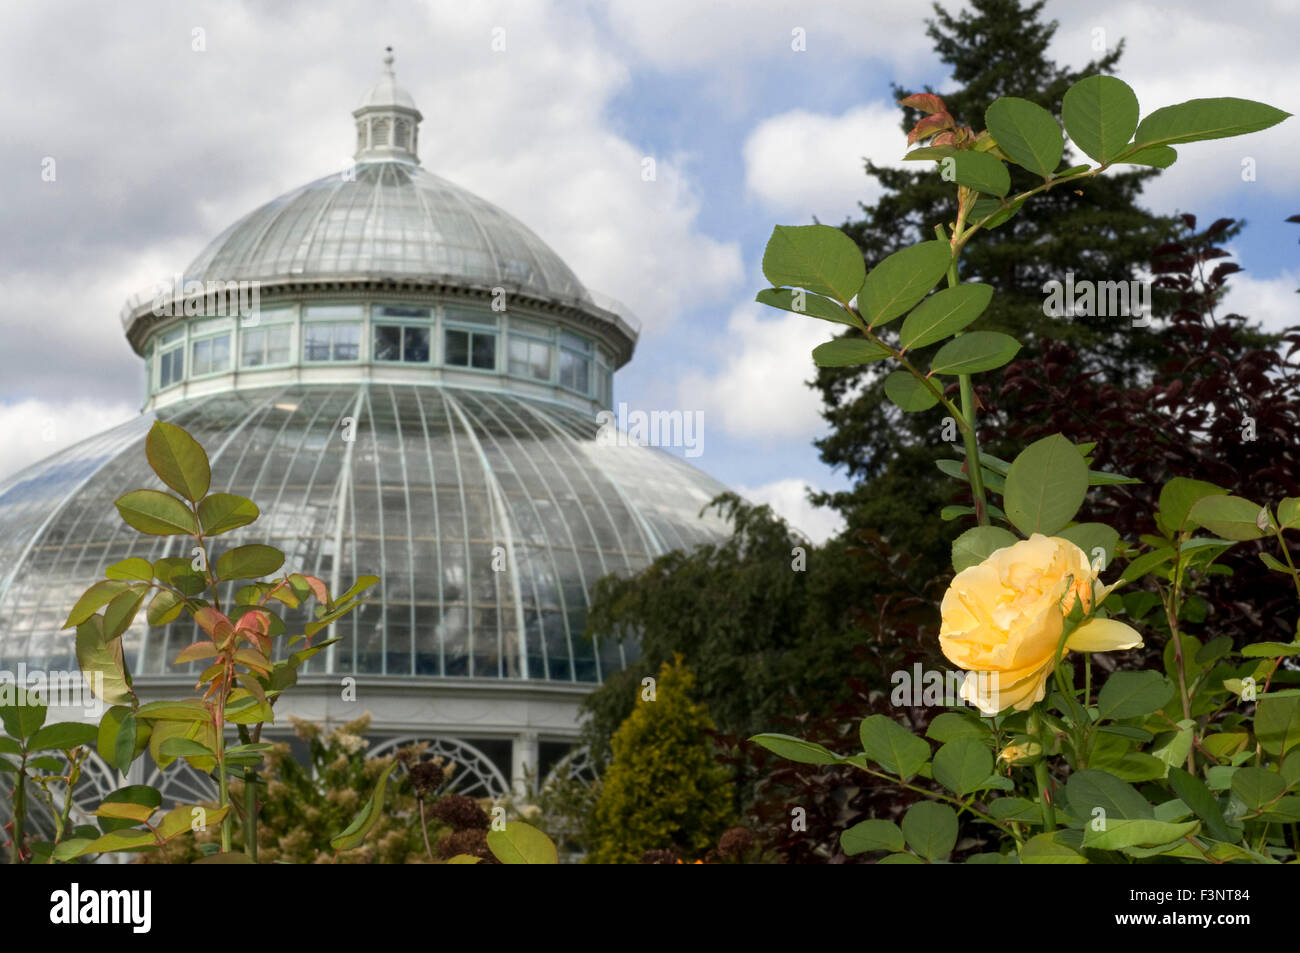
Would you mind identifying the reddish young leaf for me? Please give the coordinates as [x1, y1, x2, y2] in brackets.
[899, 92, 947, 115]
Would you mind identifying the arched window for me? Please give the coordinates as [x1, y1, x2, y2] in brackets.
[395, 119, 410, 150]
[373, 118, 391, 147]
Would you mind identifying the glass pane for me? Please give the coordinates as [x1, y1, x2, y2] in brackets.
[508, 338, 529, 377]
[303, 325, 332, 361]
[266, 326, 291, 364]
[192, 338, 211, 375]
[378, 305, 430, 319]
[471, 333, 496, 370]
[304, 304, 363, 320]
[374, 325, 401, 362]
[332, 324, 360, 360]
[241, 328, 265, 367]
[529, 341, 551, 380]
[210, 333, 230, 372]
[444, 329, 469, 366]
[559, 330, 591, 352]
[444, 307, 497, 326]
[403, 326, 430, 362]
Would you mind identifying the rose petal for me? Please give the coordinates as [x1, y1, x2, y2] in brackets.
[1066, 617, 1143, 652]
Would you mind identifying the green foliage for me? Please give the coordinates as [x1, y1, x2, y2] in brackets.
[588, 658, 735, 864]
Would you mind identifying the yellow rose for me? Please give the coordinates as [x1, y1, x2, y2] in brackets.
[940, 533, 1142, 715]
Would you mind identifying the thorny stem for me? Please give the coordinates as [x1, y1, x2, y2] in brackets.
[1162, 542, 1196, 772]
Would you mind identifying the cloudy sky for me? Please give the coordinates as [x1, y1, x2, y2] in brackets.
[1, 0, 1297, 543]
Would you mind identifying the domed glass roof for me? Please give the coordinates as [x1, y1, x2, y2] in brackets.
[183, 162, 589, 302]
[0, 384, 731, 683]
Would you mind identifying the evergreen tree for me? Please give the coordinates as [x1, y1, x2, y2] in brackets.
[587, 656, 734, 864]
[811, 0, 1181, 570]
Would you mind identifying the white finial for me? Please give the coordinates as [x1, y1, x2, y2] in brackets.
[383, 46, 394, 70]
[353, 47, 423, 164]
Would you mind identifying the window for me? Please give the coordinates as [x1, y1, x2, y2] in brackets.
[558, 330, 592, 394]
[191, 333, 231, 376]
[444, 328, 496, 370]
[508, 336, 551, 381]
[374, 324, 430, 363]
[241, 325, 292, 367]
[157, 327, 185, 389]
[303, 323, 360, 362]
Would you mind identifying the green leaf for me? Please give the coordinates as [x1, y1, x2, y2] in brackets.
[929, 331, 1021, 375]
[104, 557, 154, 582]
[1065, 769, 1154, 821]
[1119, 546, 1176, 584]
[943, 151, 1010, 197]
[883, 370, 940, 412]
[486, 820, 559, 864]
[1133, 97, 1291, 147]
[986, 96, 1064, 177]
[811, 337, 892, 366]
[932, 738, 994, 796]
[1256, 695, 1300, 756]
[990, 798, 1043, 824]
[877, 852, 924, 864]
[760, 224, 866, 302]
[1186, 495, 1268, 540]
[74, 616, 134, 706]
[159, 737, 216, 758]
[1056, 523, 1119, 573]
[1083, 818, 1199, 850]
[951, 525, 1018, 573]
[1003, 434, 1089, 537]
[1120, 144, 1177, 168]
[969, 195, 1024, 229]
[1020, 832, 1088, 863]
[197, 493, 260, 536]
[900, 801, 957, 861]
[330, 761, 398, 851]
[114, 711, 140, 774]
[97, 706, 134, 773]
[1242, 641, 1300, 658]
[903, 145, 956, 161]
[1087, 469, 1142, 486]
[1097, 671, 1175, 720]
[72, 829, 158, 857]
[136, 699, 210, 723]
[841, 819, 904, 855]
[26, 721, 97, 752]
[215, 544, 286, 582]
[95, 784, 162, 834]
[858, 714, 930, 781]
[1229, 766, 1286, 811]
[749, 733, 840, 765]
[146, 589, 185, 626]
[859, 241, 953, 328]
[1167, 767, 1237, 843]
[146, 420, 211, 502]
[925, 711, 991, 743]
[899, 283, 993, 351]
[1278, 497, 1300, 530]
[115, 489, 199, 536]
[1062, 75, 1140, 164]
[0, 694, 47, 742]
[102, 586, 147, 641]
[1157, 477, 1226, 534]
[755, 287, 857, 327]
[63, 579, 133, 629]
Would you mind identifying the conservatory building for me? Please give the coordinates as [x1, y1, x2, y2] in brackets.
[0, 53, 732, 813]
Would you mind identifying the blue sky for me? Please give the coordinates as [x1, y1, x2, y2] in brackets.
[1, 0, 1297, 542]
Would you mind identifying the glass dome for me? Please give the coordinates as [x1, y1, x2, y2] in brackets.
[0, 383, 732, 683]
[182, 162, 589, 303]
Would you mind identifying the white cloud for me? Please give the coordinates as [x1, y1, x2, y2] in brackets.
[678, 303, 828, 441]
[0, 399, 136, 484]
[738, 477, 845, 544]
[743, 102, 911, 222]
[1222, 268, 1300, 333]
